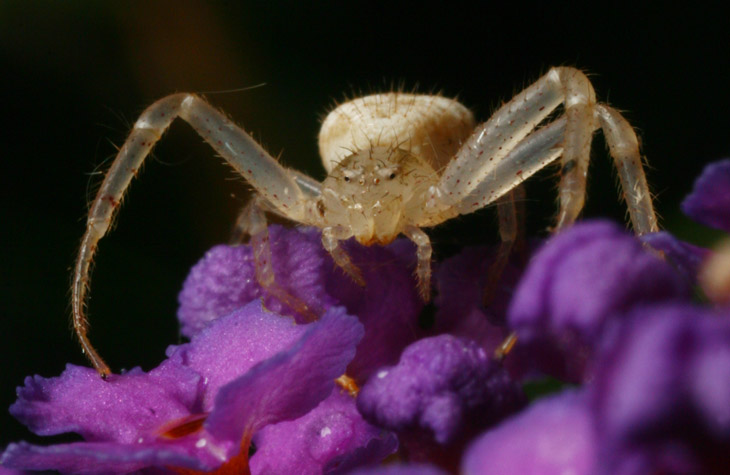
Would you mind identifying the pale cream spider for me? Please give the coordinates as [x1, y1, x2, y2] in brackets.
[73, 67, 658, 376]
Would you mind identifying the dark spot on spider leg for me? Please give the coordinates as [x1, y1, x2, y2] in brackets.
[562, 159, 577, 175]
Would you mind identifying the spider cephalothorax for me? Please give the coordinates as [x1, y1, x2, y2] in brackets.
[313, 146, 446, 246]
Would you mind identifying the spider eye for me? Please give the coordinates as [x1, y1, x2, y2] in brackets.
[344, 176, 350, 182]
[389, 172, 396, 179]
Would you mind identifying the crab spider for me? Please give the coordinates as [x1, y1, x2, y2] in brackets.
[73, 67, 658, 376]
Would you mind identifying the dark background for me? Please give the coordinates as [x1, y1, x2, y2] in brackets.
[2, 2, 729, 447]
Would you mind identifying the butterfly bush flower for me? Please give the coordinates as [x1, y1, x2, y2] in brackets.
[462, 390, 595, 474]
[682, 159, 730, 233]
[5, 160, 730, 474]
[2, 302, 379, 473]
[357, 335, 525, 446]
[2, 225, 417, 473]
[507, 220, 691, 382]
[178, 226, 425, 382]
[592, 303, 730, 474]
[357, 334, 525, 471]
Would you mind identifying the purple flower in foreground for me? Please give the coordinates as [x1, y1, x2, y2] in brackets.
[462, 390, 596, 475]
[592, 303, 730, 474]
[508, 220, 691, 381]
[2, 302, 377, 473]
[178, 227, 337, 334]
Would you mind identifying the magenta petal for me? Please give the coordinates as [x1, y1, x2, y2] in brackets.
[462, 391, 596, 475]
[9, 362, 200, 443]
[177, 226, 336, 335]
[205, 306, 363, 454]
[682, 159, 730, 233]
[250, 391, 397, 474]
[1, 440, 214, 474]
[167, 300, 308, 410]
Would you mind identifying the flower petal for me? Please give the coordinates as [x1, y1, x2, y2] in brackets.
[592, 303, 730, 474]
[205, 306, 364, 456]
[462, 390, 595, 475]
[641, 231, 709, 285]
[1, 440, 214, 474]
[357, 335, 525, 445]
[250, 391, 397, 474]
[508, 220, 690, 381]
[435, 244, 525, 329]
[167, 300, 308, 411]
[177, 226, 336, 335]
[681, 159, 730, 233]
[327, 240, 424, 382]
[346, 464, 448, 475]
[9, 362, 200, 443]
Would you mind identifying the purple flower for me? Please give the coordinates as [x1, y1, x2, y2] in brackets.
[591, 303, 730, 474]
[640, 231, 709, 285]
[178, 225, 424, 382]
[2, 302, 372, 473]
[431, 245, 524, 352]
[681, 159, 730, 305]
[8, 157, 730, 473]
[462, 390, 596, 475]
[347, 464, 448, 475]
[682, 159, 730, 233]
[357, 334, 525, 470]
[178, 227, 337, 334]
[250, 391, 397, 474]
[507, 220, 691, 381]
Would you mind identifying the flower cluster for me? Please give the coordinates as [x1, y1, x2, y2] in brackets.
[3, 160, 730, 474]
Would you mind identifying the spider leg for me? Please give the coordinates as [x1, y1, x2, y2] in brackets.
[445, 117, 567, 215]
[595, 104, 658, 234]
[438, 68, 568, 206]
[234, 194, 321, 322]
[438, 67, 656, 235]
[552, 68, 598, 230]
[230, 194, 283, 244]
[74, 93, 309, 376]
[403, 225, 433, 301]
[321, 226, 365, 287]
[232, 169, 322, 243]
[483, 184, 526, 307]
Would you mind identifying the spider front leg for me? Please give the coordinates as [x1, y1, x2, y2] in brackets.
[321, 226, 366, 287]
[231, 195, 321, 322]
[74, 93, 308, 376]
[403, 225, 433, 301]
